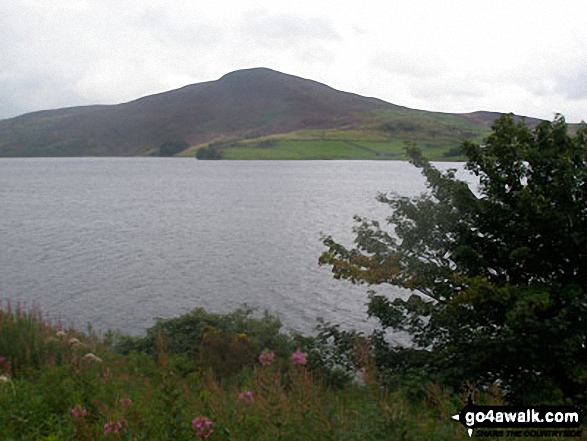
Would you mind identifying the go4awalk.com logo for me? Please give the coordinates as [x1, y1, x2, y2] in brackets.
[451, 397, 583, 438]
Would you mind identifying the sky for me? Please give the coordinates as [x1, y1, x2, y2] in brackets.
[1, 0, 586, 122]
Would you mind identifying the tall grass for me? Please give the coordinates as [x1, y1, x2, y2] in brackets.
[0, 302, 574, 440]
[0, 300, 78, 375]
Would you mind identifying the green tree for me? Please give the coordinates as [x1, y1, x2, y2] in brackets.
[320, 114, 587, 405]
[159, 140, 189, 156]
[195, 145, 222, 160]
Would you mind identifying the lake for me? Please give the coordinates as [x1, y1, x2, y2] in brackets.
[0, 158, 467, 338]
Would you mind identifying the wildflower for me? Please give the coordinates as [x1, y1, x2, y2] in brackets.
[352, 368, 366, 387]
[236, 332, 247, 340]
[0, 375, 16, 395]
[259, 350, 275, 366]
[192, 416, 214, 439]
[292, 348, 307, 365]
[119, 397, 132, 405]
[83, 352, 103, 363]
[69, 337, 81, 346]
[104, 419, 126, 436]
[237, 390, 254, 404]
[56, 330, 67, 338]
[0, 357, 6, 376]
[70, 405, 87, 418]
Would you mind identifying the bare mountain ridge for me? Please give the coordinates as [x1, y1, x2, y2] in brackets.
[0, 68, 543, 157]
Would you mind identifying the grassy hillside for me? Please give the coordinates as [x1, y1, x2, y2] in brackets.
[179, 108, 497, 160]
[0, 68, 546, 159]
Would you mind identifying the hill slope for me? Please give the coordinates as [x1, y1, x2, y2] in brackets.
[0, 68, 544, 158]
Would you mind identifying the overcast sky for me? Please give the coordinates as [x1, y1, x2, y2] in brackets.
[1, 0, 586, 122]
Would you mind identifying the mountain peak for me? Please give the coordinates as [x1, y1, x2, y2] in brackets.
[219, 67, 282, 80]
[217, 67, 308, 89]
[0, 67, 392, 156]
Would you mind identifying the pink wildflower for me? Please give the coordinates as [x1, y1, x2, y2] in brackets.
[192, 416, 214, 439]
[292, 348, 307, 365]
[70, 405, 87, 418]
[103, 419, 126, 436]
[0, 356, 6, 364]
[259, 350, 275, 366]
[119, 397, 132, 405]
[237, 390, 254, 404]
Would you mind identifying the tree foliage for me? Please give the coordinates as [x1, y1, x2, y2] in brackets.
[320, 114, 587, 405]
[195, 145, 223, 160]
[159, 140, 189, 156]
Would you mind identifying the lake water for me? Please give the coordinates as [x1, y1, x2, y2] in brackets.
[0, 158, 467, 338]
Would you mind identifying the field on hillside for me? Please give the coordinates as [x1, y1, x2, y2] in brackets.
[178, 116, 491, 160]
[180, 136, 477, 161]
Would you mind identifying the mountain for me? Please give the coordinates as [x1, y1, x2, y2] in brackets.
[0, 68, 545, 158]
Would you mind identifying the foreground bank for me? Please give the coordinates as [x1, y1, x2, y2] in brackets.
[0, 303, 574, 440]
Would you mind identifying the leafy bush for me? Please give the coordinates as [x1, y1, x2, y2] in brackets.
[195, 145, 222, 159]
[198, 328, 257, 380]
[158, 140, 189, 156]
[115, 306, 293, 367]
[294, 319, 365, 388]
[443, 145, 462, 157]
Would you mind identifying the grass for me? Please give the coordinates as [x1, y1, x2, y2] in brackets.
[177, 120, 490, 160]
[222, 140, 385, 160]
[212, 138, 466, 161]
[0, 301, 578, 440]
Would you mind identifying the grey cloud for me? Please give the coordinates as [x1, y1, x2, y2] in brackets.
[241, 10, 341, 47]
[0, 74, 90, 120]
[135, 6, 168, 27]
[371, 51, 445, 79]
[136, 7, 224, 50]
[0, 2, 221, 119]
[554, 69, 587, 100]
[296, 46, 336, 65]
[410, 78, 485, 101]
[371, 50, 484, 101]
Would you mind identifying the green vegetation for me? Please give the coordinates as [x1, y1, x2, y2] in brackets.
[180, 105, 496, 161]
[223, 139, 386, 160]
[2, 299, 577, 439]
[195, 145, 223, 160]
[184, 120, 489, 161]
[0, 301, 504, 440]
[321, 115, 587, 407]
[158, 141, 189, 157]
